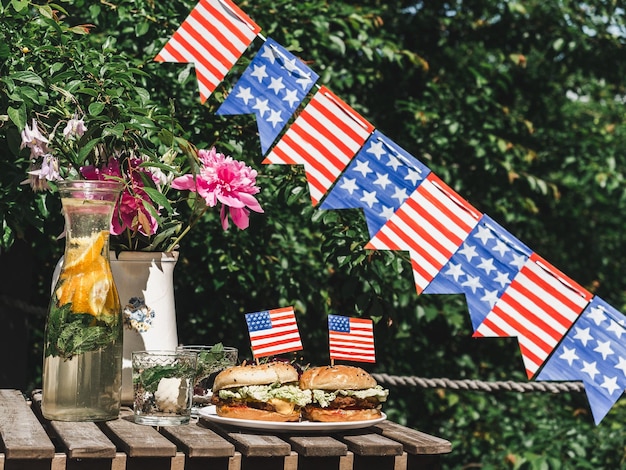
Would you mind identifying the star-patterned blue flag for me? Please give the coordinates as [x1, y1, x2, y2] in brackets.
[319, 130, 431, 237]
[328, 315, 376, 363]
[536, 297, 626, 424]
[244, 306, 303, 358]
[216, 37, 319, 154]
[423, 215, 533, 331]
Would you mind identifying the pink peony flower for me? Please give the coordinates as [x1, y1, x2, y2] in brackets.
[171, 147, 263, 230]
[111, 190, 158, 236]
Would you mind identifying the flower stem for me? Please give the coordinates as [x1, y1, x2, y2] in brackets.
[165, 203, 209, 253]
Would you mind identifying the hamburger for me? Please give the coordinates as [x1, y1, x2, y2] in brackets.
[210, 362, 312, 422]
[299, 365, 389, 422]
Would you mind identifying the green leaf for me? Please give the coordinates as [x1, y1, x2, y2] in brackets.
[102, 123, 125, 138]
[143, 186, 173, 213]
[0, 43, 10, 59]
[76, 88, 99, 98]
[10, 0, 28, 12]
[10, 71, 44, 86]
[16, 86, 42, 104]
[88, 102, 106, 116]
[49, 62, 66, 75]
[139, 160, 176, 174]
[135, 364, 192, 393]
[33, 4, 55, 19]
[76, 138, 101, 163]
[7, 104, 26, 130]
[135, 22, 150, 37]
[135, 87, 150, 103]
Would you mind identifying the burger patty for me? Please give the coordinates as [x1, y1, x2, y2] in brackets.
[211, 395, 288, 412]
[321, 395, 380, 410]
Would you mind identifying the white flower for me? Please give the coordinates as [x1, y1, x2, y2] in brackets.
[20, 118, 50, 158]
[63, 117, 87, 139]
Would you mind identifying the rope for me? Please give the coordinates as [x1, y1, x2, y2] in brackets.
[372, 373, 585, 394]
[0, 295, 586, 394]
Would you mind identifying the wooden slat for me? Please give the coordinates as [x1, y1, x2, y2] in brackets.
[288, 436, 348, 457]
[101, 416, 177, 458]
[51, 454, 66, 470]
[394, 452, 408, 470]
[50, 420, 117, 459]
[30, 390, 117, 459]
[160, 421, 235, 458]
[340, 432, 403, 456]
[373, 421, 452, 455]
[229, 451, 243, 470]
[204, 421, 291, 458]
[224, 431, 291, 458]
[112, 452, 128, 470]
[285, 451, 299, 470]
[0, 389, 55, 459]
[339, 452, 354, 470]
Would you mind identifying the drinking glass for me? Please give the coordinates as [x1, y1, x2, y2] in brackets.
[132, 350, 197, 425]
[176, 344, 238, 410]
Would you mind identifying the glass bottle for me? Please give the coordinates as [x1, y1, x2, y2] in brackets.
[42, 180, 123, 421]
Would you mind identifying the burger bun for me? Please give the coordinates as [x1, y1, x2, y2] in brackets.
[213, 362, 299, 391]
[302, 406, 382, 422]
[299, 365, 377, 391]
[216, 404, 300, 422]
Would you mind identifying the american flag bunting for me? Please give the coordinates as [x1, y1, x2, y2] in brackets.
[535, 296, 626, 424]
[319, 130, 431, 238]
[154, 0, 261, 103]
[217, 37, 319, 154]
[424, 215, 533, 331]
[474, 253, 593, 378]
[263, 86, 375, 205]
[328, 315, 376, 363]
[245, 307, 303, 358]
[365, 172, 481, 295]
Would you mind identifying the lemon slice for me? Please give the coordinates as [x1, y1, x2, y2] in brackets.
[88, 274, 111, 316]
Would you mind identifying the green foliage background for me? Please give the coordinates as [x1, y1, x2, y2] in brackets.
[1, 0, 625, 468]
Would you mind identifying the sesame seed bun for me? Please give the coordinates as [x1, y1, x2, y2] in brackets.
[299, 365, 377, 391]
[213, 362, 299, 391]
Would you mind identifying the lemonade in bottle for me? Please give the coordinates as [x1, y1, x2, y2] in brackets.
[42, 180, 123, 421]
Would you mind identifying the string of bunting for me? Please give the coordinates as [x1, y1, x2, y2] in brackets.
[155, 0, 626, 425]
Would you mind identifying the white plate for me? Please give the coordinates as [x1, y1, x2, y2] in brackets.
[198, 405, 386, 432]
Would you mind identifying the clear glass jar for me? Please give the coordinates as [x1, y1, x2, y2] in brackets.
[42, 180, 123, 421]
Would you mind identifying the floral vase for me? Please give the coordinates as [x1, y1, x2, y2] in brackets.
[42, 180, 123, 422]
[109, 251, 179, 404]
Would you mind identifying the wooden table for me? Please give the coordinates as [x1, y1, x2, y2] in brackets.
[0, 389, 451, 470]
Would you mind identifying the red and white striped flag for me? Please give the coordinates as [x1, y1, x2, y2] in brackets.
[365, 173, 481, 294]
[154, 0, 260, 103]
[474, 253, 592, 378]
[245, 307, 303, 358]
[263, 86, 374, 205]
[328, 315, 376, 363]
